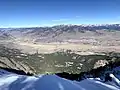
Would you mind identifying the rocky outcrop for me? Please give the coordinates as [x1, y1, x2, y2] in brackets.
[0, 56, 34, 75]
[94, 60, 108, 69]
[56, 61, 120, 81]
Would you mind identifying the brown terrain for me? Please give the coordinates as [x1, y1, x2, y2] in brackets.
[1, 25, 120, 54]
[0, 24, 120, 74]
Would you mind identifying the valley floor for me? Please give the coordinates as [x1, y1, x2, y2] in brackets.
[7, 41, 120, 54]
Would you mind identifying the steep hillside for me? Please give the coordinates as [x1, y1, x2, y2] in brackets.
[0, 24, 120, 75]
[0, 45, 120, 74]
[0, 66, 120, 90]
[0, 45, 35, 74]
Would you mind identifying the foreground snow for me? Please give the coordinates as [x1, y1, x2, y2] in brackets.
[0, 69, 120, 90]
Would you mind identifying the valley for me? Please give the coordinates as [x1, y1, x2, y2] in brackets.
[0, 24, 120, 74]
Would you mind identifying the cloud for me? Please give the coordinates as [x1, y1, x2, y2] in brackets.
[75, 16, 81, 18]
[108, 22, 120, 24]
[52, 19, 70, 22]
[52, 16, 81, 22]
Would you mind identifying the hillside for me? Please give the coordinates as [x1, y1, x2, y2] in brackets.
[0, 24, 120, 74]
[0, 66, 120, 90]
[1, 44, 120, 74]
[0, 24, 120, 90]
[1, 24, 120, 54]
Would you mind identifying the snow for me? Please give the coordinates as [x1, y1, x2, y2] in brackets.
[0, 69, 120, 90]
[0, 69, 11, 75]
[0, 75, 19, 86]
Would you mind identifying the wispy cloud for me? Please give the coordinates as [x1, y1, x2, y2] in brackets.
[108, 21, 120, 24]
[52, 16, 81, 22]
[75, 16, 81, 18]
[52, 19, 70, 22]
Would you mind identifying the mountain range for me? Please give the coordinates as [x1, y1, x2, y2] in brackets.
[0, 24, 120, 75]
[0, 24, 120, 54]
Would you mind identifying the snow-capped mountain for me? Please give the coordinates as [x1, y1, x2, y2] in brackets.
[0, 67, 120, 90]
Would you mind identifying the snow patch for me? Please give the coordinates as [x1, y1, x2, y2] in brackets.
[0, 69, 120, 90]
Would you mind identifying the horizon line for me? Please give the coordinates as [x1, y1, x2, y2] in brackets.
[0, 23, 120, 28]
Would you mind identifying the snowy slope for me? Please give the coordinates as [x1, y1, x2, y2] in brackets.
[0, 69, 120, 90]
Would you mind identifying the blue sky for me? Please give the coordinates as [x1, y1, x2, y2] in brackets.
[0, 0, 120, 27]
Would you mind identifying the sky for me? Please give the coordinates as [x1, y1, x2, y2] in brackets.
[0, 0, 120, 27]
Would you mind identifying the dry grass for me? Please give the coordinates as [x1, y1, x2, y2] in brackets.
[12, 41, 120, 54]
[16, 42, 92, 53]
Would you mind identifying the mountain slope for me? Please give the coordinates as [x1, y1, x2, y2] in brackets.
[1, 24, 120, 54]
[0, 67, 120, 90]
